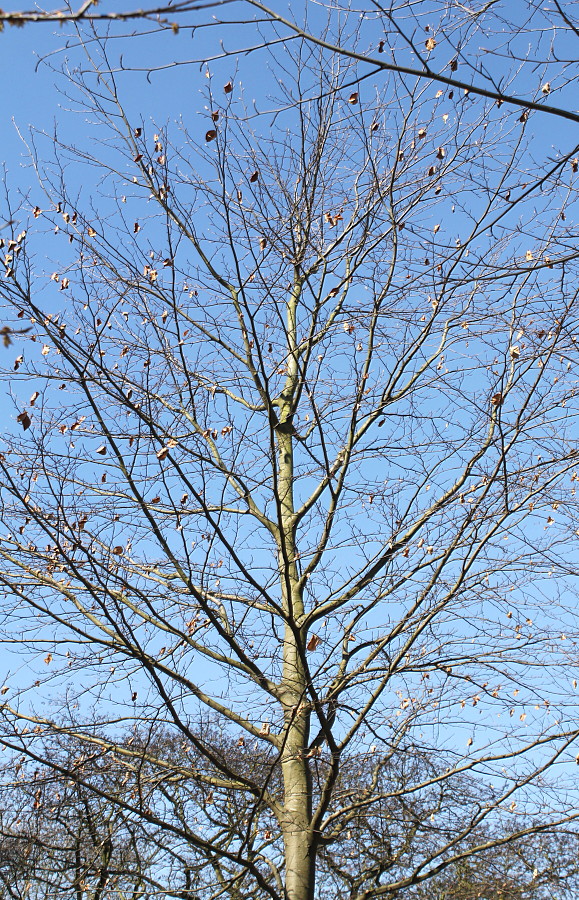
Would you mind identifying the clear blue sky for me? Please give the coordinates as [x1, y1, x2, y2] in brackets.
[2, 0, 578, 215]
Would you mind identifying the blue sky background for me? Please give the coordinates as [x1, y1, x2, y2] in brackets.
[2, 1, 579, 215]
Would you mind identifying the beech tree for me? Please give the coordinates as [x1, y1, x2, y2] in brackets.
[3, 20, 579, 900]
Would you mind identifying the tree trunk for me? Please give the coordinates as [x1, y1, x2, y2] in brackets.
[277, 351, 315, 899]
[280, 617, 314, 900]
[281, 724, 314, 900]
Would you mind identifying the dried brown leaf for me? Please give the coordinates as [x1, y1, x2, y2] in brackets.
[306, 633, 321, 651]
[17, 410, 31, 430]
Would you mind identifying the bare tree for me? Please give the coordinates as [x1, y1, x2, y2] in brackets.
[2, 27, 579, 900]
[0, 749, 165, 900]
[3, 732, 579, 900]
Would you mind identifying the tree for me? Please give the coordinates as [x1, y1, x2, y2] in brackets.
[2, 22, 579, 900]
[0, 750, 163, 900]
[3, 731, 579, 900]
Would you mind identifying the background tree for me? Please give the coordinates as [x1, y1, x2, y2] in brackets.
[0, 752, 163, 900]
[3, 732, 579, 900]
[2, 24, 579, 900]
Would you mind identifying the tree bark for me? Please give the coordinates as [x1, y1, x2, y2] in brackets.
[276, 292, 315, 897]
